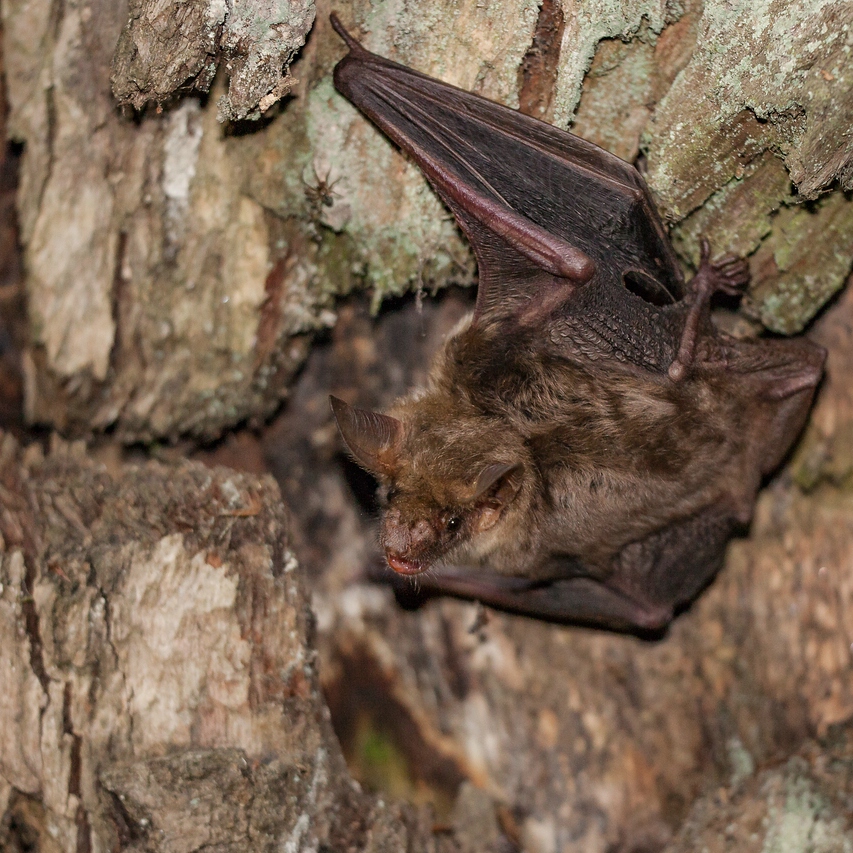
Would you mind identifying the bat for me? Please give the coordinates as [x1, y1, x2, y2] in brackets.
[327, 13, 826, 631]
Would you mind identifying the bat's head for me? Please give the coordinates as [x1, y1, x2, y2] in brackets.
[330, 395, 529, 575]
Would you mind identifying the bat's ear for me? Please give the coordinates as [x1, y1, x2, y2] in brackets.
[330, 396, 404, 478]
[473, 462, 524, 506]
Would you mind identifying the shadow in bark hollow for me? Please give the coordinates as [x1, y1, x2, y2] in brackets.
[323, 641, 466, 816]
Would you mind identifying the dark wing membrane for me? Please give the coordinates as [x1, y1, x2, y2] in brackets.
[331, 16, 685, 322]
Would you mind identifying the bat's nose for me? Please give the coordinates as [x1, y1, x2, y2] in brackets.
[407, 518, 433, 547]
[382, 513, 434, 574]
[383, 514, 432, 551]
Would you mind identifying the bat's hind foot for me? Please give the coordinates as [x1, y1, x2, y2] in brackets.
[668, 238, 750, 381]
[696, 245, 750, 298]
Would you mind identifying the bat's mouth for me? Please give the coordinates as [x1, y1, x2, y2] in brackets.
[385, 552, 426, 575]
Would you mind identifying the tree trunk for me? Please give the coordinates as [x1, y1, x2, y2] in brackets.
[0, 435, 452, 852]
[1, 0, 852, 851]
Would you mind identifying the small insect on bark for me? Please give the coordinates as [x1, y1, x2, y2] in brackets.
[327, 13, 825, 631]
[303, 163, 341, 212]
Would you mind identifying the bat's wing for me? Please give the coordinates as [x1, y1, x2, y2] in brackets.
[375, 507, 737, 632]
[331, 14, 685, 326]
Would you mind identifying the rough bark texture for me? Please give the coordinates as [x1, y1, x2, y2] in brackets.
[0, 27, 23, 431]
[2, 0, 849, 439]
[1, 1, 853, 851]
[0, 434, 460, 853]
[3, 0, 321, 441]
[111, 0, 316, 121]
[663, 725, 853, 853]
[642, 0, 853, 334]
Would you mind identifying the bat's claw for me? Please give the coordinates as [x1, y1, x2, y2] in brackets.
[693, 238, 750, 299]
[671, 239, 751, 382]
[709, 256, 750, 296]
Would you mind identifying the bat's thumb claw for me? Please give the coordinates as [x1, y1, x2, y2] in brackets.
[668, 360, 688, 382]
[699, 237, 711, 265]
[330, 12, 366, 54]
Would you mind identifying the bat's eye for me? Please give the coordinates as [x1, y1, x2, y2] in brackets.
[446, 515, 462, 532]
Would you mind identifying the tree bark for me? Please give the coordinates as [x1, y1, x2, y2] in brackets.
[1, 1, 853, 851]
[0, 434, 455, 852]
[2, 0, 850, 439]
[663, 725, 853, 852]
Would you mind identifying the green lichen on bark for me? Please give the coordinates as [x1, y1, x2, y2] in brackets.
[570, 34, 658, 163]
[643, 0, 853, 332]
[301, 0, 851, 330]
[763, 766, 852, 853]
[663, 729, 853, 852]
[549, 0, 677, 127]
[7, 0, 852, 441]
[746, 192, 853, 333]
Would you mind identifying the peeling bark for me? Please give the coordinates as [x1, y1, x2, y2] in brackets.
[0, 436, 455, 852]
[111, 0, 316, 121]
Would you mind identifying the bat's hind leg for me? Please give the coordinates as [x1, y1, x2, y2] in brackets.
[668, 238, 750, 381]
